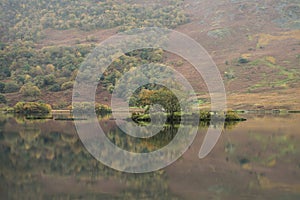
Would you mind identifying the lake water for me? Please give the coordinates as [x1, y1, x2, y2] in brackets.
[0, 114, 299, 199]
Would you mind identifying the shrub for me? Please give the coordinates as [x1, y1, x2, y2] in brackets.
[72, 102, 94, 113]
[0, 82, 5, 93]
[0, 94, 7, 104]
[4, 82, 19, 93]
[14, 102, 52, 114]
[72, 102, 112, 115]
[107, 85, 114, 94]
[238, 58, 249, 64]
[224, 71, 235, 80]
[49, 84, 61, 92]
[34, 76, 46, 87]
[95, 103, 112, 115]
[61, 81, 74, 90]
[199, 110, 211, 120]
[43, 74, 56, 86]
[225, 111, 242, 121]
[20, 84, 41, 97]
[53, 101, 68, 109]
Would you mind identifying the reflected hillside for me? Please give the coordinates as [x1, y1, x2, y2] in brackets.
[0, 115, 182, 199]
[1, 114, 300, 199]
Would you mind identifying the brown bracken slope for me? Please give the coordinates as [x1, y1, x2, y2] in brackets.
[8, 0, 298, 110]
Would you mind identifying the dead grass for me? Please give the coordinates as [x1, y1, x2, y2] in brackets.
[255, 30, 300, 47]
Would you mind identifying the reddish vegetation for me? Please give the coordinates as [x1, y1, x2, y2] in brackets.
[6, 0, 300, 110]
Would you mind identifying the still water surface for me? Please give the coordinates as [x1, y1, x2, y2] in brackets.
[0, 114, 299, 199]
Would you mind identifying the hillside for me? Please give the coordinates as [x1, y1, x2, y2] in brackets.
[0, 0, 299, 110]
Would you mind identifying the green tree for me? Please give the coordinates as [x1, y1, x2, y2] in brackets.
[20, 84, 41, 98]
[151, 88, 181, 118]
[0, 94, 6, 104]
[29, 65, 44, 76]
[0, 82, 5, 93]
[61, 81, 74, 90]
[43, 74, 56, 86]
[49, 84, 61, 92]
[4, 82, 19, 93]
[138, 88, 181, 118]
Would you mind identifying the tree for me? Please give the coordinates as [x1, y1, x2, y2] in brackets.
[30, 65, 44, 76]
[61, 81, 74, 90]
[45, 64, 55, 73]
[43, 74, 56, 86]
[151, 88, 181, 118]
[138, 89, 156, 106]
[20, 84, 41, 98]
[0, 82, 5, 93]
[4, 82, 19, 93]
[138, 88, 181, 118]
[0, 94, 6, 104]
[49, 84, 61, 92]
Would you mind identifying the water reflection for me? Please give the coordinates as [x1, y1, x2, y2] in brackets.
[0, 114, 184, 199]
[0, 114, 299, 199]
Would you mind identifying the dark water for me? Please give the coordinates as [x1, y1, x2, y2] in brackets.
[0, 114, 299, 199]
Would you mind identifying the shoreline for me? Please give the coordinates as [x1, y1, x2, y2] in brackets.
[2, 108, 300, 115]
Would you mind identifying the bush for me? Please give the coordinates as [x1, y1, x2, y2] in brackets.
[225, 111, 242, 121]
[33, 76, 45, 87]
[20, 84, 41, 97]
[14, 102, 52, 114]
[95, 103, 112, 115]
[107, 85, 115, 94]
[0, 82, 5, 93]
[44, 74, 56, 86]
[199, 110, 211, 120]
[72, 102, 94, 113]
[224, 71, 235, 80]
[61, 81, 74, 90]
[0, 94, 7, 104]
[238, 58, 249, 64]
[72, 102, 112, 115]
[4, 82, 19, 93]
[49, 84, 61, 92]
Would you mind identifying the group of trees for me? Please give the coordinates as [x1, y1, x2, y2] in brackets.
[13, 102, 52, 114]
[0, 42, 93, 103]
[0, 41, 91, 78]
[0, 0, 190, 107]
[1, 0, 189, 42]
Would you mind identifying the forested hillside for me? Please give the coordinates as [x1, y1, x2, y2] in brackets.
[0, 0, 188, 108]
[0, 0, 299, 110]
